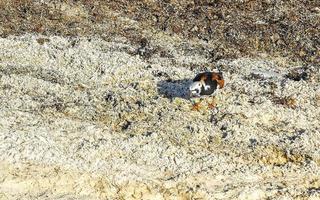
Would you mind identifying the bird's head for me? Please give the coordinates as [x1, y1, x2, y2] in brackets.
[189, 81, 202, 97]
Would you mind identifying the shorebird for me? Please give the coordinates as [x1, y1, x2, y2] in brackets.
[189, 71, 225, 111]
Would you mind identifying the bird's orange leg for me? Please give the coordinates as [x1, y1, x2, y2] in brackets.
[191, 99, 202, 111]
[208, 96, 216, 109]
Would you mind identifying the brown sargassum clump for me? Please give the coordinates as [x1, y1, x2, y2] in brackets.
[273, 96, 297, 109]
[0, 0, 318, 66]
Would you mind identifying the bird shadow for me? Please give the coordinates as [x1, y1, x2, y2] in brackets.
[157, 79, 192, 100]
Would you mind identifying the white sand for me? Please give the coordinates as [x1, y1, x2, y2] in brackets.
[0, 34, 319, 199]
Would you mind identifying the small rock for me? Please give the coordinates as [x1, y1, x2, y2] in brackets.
[285, 67, 309, 81]
[121, 120, 131, 130]
[36, 38, 50, 45]
[152, 70, 170, 79]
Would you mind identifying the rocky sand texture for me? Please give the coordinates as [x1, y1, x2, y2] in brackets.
[0, 33, 319, 199]
[0, 1, 320, 199]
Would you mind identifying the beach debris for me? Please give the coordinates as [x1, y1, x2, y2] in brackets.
[285, 67, 310, 81]
[273, 96, 297, 109]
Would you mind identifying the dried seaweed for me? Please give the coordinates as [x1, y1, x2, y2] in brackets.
[0, 0, 319, 65]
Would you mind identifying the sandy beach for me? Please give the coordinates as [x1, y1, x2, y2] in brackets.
[0, 1, 319, 199]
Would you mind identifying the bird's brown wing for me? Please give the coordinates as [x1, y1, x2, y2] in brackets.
[193, 72, 209, 82]
[211, 72, 224, 89]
